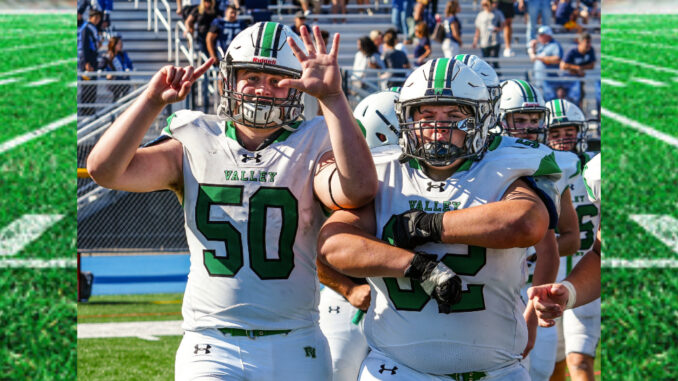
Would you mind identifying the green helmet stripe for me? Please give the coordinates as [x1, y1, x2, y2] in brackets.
[260, 22, 278, 58]
[434, 58, 450, 89]
[553, 98, 564, 118]
[516, 79, 536, 102]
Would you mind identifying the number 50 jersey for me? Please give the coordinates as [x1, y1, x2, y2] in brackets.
[367, 136, 562, 375]
[164, 111, 331, 331]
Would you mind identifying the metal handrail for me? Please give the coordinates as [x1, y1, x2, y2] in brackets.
[77, 84, 149, 142]
[175, 20, 194, 67]
[153, 0, 173, 60]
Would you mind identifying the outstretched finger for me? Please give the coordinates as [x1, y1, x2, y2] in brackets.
[277, 77, 304, 91]
[191, 57, 215, 81]
[312, 25, 326, 54]
[287, 36, 308, 62]
[298, 25, 317, 58]
[328, 32, 340, 60]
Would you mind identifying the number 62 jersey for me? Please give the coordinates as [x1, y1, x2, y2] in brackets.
[366, 136, 562, 375]
[164, 110, 331, 332]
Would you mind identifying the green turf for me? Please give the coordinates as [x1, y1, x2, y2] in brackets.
[0, 13, 76, 379]
[78, 293, 183, 323]
[601, 13, 678, 380]
[78, 336, 181, 381]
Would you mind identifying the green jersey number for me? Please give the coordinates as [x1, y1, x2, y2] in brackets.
[380, 216, 487, 312]
[576, 204, 599, 253]
[515, 138, 540, 149]
[196, 185, 298, 279]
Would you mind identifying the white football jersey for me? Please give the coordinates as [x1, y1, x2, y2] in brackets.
[583, 153, 600, 207]
[164, 111, 331, 331]
[365, 135, 562, 374]
[558, 152, 600, 280]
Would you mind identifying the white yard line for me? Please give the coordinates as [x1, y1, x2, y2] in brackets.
[629, 214, 678, 253]
[601, 108, 678, 148]
[0, 78, 18, 86]
[25, 78, 58, 87]
[78, 320, 184, 340]
[0, 214, 64, 256]
[0, 57, 76, 78]
[602, 258, 678, 269]
[0, 114, 77, 155]
[602, 54, 678, 75]
[0, 258, 76, 268]
[631, 77, 667, 87]
[601, 78, 626, 87]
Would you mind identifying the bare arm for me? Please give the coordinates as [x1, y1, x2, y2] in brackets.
[439, 178, 550, 248]
[556, 188, 581, 256]
[317, 203, 415, 278]
[540, 55, 562, 66]
[280, 25, 377, 209]
[532, 229, 560, 286]
[176, 0, 182, 15]
[206, 31, 218, 61]
[451, 21, 462, 46]
[185, 14, 195, 34]
[87, 59, 215, 194]
[317, 259, 371, 310]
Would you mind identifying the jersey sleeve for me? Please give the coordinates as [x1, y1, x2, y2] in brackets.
[583, 153, 601, 206]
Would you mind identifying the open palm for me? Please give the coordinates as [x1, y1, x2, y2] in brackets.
[279, 25, 342, 100]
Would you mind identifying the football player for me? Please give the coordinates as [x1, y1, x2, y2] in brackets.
[318, 89, 401, 381]
[528, 153, 601, 323]
[318, 58, 563, 380]
[544, 99, 600, 381]
[498, 79, 581, 381]
[87, 23, 377, 380]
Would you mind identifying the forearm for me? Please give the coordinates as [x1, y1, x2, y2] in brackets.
[542, 56, 561, 66]
[318, 221, 413, 278]
[440, 199, 548, 248]
[87, 91, 166, 185]
[206, 34, 217, 59]
[320, 93, 378, 208]
[317, 258, 358, 299]
[565, 250, 601, 307]
[557, 233, 580, 256]
[531, 230, 559, 285]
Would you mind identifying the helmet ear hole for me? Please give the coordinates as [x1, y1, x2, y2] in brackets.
[376, 133, 387, 142]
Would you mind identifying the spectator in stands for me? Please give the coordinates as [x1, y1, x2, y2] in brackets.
[493, 0, 515, 57]
[185, 0, 218, 56]
[520, 0, 551, 47]
[441, 0, 462, 58]
[78, 8, 103, 116]
[291, 11, 308, 35]
[206, 5, 249, 63]
[528, 25, 563, 101]
[370, 29, 384, 54]
[579, 0, 600, 24]
[411, 0, 436, 42]
[100, 35, 134, 102]
[554, 0, 582, 32]
[559, 31, 595, 106]
[176, 0, 201, 21]
[299, 0, 322, 16]
[413, 21, 431, 67]
[473, 0, 504, 69]
[391, 0, 413, 43]
[352, 36, 386, 92]
[384, 27, 410, 55]
[380, 31, 411, 88]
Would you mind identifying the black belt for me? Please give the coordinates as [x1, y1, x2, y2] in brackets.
[218, 327, 292, 339]
[446, 371, 487, 380]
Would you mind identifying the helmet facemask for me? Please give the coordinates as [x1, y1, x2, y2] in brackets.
[503, 108, 550, 143]
[547, 123, 587, 153]
[217, 60, 304, 130]
[398, 100, 490, 167]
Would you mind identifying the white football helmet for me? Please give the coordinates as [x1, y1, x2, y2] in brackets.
[353, 90, 400, 148]
[218, 22, 306, 130]
[454, 54, 501, 123]
[499, 79, 549, 143]
[396, 58, 492, 167]
[545, 99, 588, 153]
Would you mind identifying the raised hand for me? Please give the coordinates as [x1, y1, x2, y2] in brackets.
[146, 57, 215, 106]
[278, 25, 342, 101]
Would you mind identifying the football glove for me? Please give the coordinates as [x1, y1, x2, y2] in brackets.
[392, 209, 444, 249]
[404, 252, 462, 313]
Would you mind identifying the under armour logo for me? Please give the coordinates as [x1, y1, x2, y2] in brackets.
[426, 182, 445, 192]
[194, 344, 211, 355]
[328, 306, 340, 314]
[379, 364, 398, 375]
[304, 346, 316, 358]
[241, 153, 262, 163]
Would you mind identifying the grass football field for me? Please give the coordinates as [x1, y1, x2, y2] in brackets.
[0, 12, 77, 379]
[601, 13, 678, 380]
